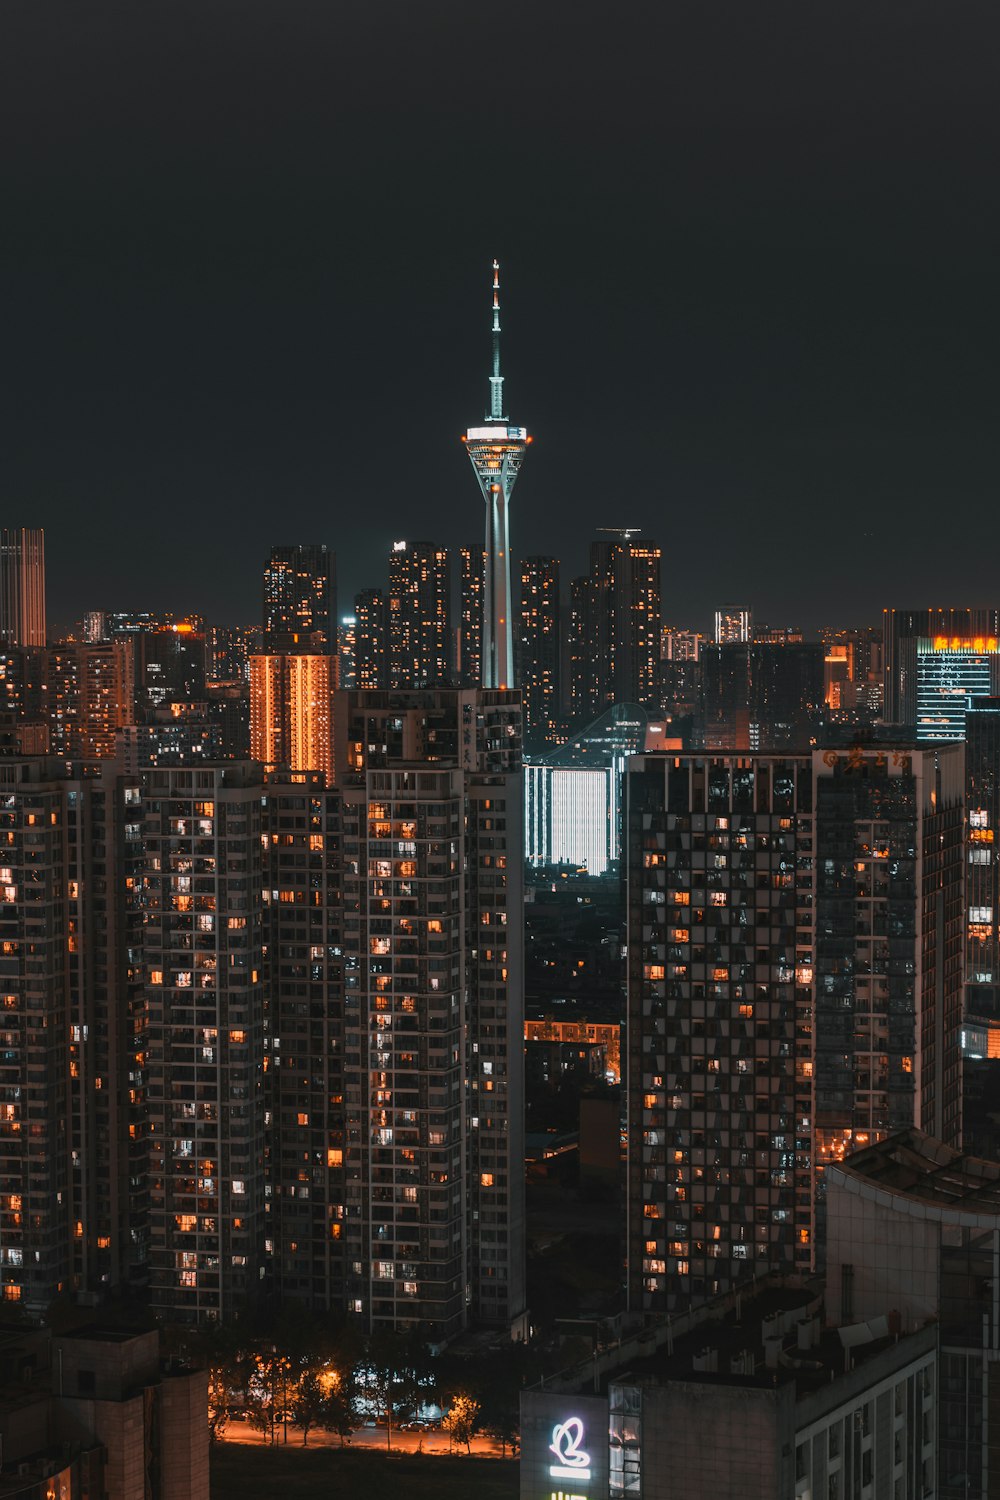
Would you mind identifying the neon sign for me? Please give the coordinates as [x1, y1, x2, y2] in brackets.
[549, 1416, 592, 1482]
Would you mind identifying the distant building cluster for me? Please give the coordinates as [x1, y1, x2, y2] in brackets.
[4, 266, 1000, 1500]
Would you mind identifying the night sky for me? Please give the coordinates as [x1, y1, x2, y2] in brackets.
[3, 2, 997, 636]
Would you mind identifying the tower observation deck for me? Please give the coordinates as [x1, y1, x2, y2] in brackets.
[463, 260, 531, 690]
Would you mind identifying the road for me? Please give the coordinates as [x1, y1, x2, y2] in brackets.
[221, 1417, 515, 1458]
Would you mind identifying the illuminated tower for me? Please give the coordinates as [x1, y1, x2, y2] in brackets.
[463, 261, 530, 690]
[0, 527, 46, 647]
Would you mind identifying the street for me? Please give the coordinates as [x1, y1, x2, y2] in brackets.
[221, 1417, 514, 1459]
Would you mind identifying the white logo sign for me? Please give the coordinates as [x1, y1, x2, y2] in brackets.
[549, 1416, 592, 1482]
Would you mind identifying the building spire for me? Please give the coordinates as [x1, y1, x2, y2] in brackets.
[489, 258, 505, 421]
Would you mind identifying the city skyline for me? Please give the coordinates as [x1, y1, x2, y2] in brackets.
[2, 4, 997, 634]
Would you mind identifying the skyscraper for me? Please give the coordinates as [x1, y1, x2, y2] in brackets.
[883, 607, 1000, 728]
[387, 541, 451, 689]
[714, 605, 751, 645]
[458, 543, 485, 687]
[354, 588, 387, 689]
[44, 641, 134, 758]
[463, 261, 530, 690]
[0, 527, 46, 647]
[568, 533, 663, 722]
[516, 556, 561, 748]
[249, 651, 334, 781]
[141, 762, 268, 1323]
[624, 742, 965, 1316]
[262, 543, 334, 650]
[333, 688, 526, 1336]
[914, 634, 1000, 740]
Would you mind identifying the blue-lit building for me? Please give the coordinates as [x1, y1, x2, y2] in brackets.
[525, 703, 648, 875]
[915, 634, 1000, 741]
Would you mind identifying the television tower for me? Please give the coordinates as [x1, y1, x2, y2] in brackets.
[463, 260, 531, 690]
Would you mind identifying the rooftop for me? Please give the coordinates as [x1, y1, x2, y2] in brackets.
[831, 1128, 1000, 1218]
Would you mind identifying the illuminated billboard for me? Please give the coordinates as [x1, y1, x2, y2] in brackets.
[520, 1393, 609, 1499]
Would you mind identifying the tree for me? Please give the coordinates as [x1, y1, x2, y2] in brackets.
[443, 1392, 481, 1453]
[363, 1329, 405, 1452]
[291, 1368, 326, 1446]
[320, 1383, 357, 1448]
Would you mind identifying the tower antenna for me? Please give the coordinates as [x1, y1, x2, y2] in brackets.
[489, 259, 505, 421]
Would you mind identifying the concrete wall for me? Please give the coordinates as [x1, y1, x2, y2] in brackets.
[641, 1381, 795, 1500]
[826, 1177, 940, 1329]
[159, 1370, 210, 1500]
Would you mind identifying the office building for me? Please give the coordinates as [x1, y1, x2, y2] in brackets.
[249, 651, 334, 781]
[354, 587, 387, 689]
[525, 704, 649, 876]
[463, 260, 530, 690]
[624, 743, 964, 1318]
[262, 542, 334, 650]
[134, 624, 208, 712]
[699, 642, 824, 752]
[387, 540, 451, 689]
[915, 634, 1000, 740]
[0, 526, 46, 647]
[334, 688, 526, 1336]
[569, 533, 663, 723]
[458, 543, 485, 687]
[883, 607, 1000, 728]
[516, 555, 560, 748]
[714, 604, 751, 644]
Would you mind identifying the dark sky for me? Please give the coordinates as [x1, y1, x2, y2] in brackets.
[3, 1, 997, 636]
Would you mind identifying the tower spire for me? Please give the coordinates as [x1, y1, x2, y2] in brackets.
[489, 258, 505, 421]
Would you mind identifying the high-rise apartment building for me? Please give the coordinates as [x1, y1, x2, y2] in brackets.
[516, 556, 560, 749]
[0, 527, 46, 648]
[0, 759, 76, 1310]
[714, 605, 751, 645]
[883, 607, 1000, 728]
[45, 641, 134, 758]
[249, 652, 334, 782]
[264, 770, 347, 1310]
[812, 744, 965, 1168]
[262, 543, 334, 650]
[625, 753, 815, 1314]
[206, 626, 261, 684]
[0, 757, 149, 1311]
[354, 588, 387, 690]
[458, 544, 485, 687]
[141, 762, 268, 1323]
[334, 688, 526, 1337]
[387, 541, 451, 689]
[625, 743, 965, 1316]
[965, 698, 1000, 1036]
[338, 616, 357, 690]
